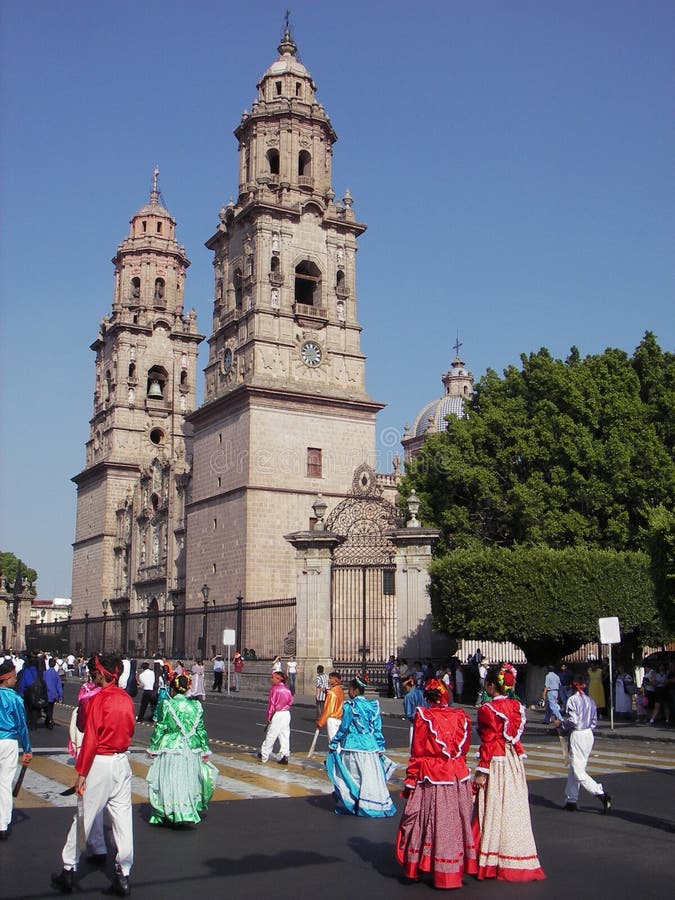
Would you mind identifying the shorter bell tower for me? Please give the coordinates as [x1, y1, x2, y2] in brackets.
[71, 173, 203, 630]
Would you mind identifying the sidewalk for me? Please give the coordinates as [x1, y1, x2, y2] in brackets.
[206, 685, 675, 744]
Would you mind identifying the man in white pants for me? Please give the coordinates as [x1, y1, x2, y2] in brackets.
[0, 660, 33, 839]
[258, 671, 293, 764]
[316, 672, 344, 742]
[553, 678, 612, 813]
[51, 654, 136, 896]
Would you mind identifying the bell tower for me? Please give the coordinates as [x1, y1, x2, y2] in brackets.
[71, 172, 203, 625]
[187, 26, 384, 605]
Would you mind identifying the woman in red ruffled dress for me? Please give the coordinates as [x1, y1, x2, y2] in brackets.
[395, 679, 477, 889]
[473, 664, 546, 883]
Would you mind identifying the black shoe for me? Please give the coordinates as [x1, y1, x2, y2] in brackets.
[257, 751, 263, 760]
[89, 853, 107, 865]
[600, 792, 612, 814]
[0, 830, 8, 841]
[564, 801, 577, 811]
[51, 868, 75, 893]
[277, 756, 289, 765]
[104, 873, 131, 896]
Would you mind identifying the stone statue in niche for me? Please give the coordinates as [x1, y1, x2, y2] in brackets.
[152, 530, 160, 564]
[180, 393, 187, 412]
[336, 299, 345, 321]
[272, 232, 280, 253]
[131, 281, 140, 300]
[154, 280, 164, 302]
[128, 387, 135, 406]
[336, 245, 345, 266]
[271, 287, 280, 308]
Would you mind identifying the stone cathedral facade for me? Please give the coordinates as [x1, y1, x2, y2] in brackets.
[71, 29, 399, 618]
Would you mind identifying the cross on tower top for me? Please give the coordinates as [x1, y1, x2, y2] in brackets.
[453, 334, 463, 358]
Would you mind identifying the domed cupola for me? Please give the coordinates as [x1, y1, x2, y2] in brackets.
[402, 342, 474, 459]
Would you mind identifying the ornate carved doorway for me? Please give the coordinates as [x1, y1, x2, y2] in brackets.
[327, 465, 402, 672]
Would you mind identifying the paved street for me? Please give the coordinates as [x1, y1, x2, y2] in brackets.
[3, 684, 674, 898]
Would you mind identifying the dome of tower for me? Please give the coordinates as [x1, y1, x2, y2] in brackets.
[411, 355, 474, 437]
[260, 26, 314, 84]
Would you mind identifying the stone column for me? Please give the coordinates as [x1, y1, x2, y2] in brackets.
[284, 529, 343, 696]
[388, 528, 440, 661]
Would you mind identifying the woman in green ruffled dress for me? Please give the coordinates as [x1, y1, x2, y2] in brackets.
[146, 673, 218, 826]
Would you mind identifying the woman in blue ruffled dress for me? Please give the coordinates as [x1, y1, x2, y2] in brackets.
[326, 675, 396, 817]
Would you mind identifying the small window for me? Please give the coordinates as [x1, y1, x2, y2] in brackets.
[234, 271, 243, 310]
[156, 222, 162, 234]
[180, 370, 188, 386]
[217, 477, 222, 488]
[267, 148, 280, 176]
[218, 433, 223, 444]
[128, 362, 136, 379]
[131, 277, 141, 300]
[149, 428, 165, 445]
[307, 447, 322, 478]
[298, 150, 311, 177]
[295, 82, 301, 97]
[153, 278, 165, 304]
[271, 256, 280, 274]
[213, 518, 217, 530]
[336, 270, 345, 291]
[212, 563, 217, 574]
[142, 221, 147, 233]
[275, 81, 282, 96]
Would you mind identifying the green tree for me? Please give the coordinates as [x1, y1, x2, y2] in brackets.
[0, 551, 38, 595]
[404, 336, 675, 555]
[402, 334, 675, 648]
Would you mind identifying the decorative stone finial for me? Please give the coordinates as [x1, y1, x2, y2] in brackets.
[312, 493, 328, 530]
[406, 490, 421, 528]
[278, 11, 297, 57]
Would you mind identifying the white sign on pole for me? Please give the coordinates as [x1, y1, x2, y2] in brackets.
[222, 629, 236, 646]
[598, 617, 621, 645]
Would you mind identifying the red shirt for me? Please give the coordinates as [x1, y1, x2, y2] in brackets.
[476, 695, 526, 773]
[76, 683, 135, 777]
[404, 705, 472, 789]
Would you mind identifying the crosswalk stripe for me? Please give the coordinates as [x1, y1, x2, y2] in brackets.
[12, 742, 675, 811]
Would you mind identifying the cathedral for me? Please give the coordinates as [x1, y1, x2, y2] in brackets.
[71, 27, 400, 620]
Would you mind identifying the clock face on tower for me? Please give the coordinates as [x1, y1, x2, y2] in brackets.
[223, 348, 233, 373]
[300, 341, 323, 368]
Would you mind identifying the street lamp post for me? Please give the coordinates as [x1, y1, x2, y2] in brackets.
[101, 598, 109, 653]
[201, 584, 209, 658]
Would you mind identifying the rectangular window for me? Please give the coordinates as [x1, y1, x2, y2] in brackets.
[307, 447, 322, 478]
[383, 570, 395, 596]
[275, 81, 282, 95]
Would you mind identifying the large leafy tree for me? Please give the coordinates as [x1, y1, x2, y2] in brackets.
[405, 334, 675, 554]
[0, 551, 38, 595]
[402, 334, 675, 650]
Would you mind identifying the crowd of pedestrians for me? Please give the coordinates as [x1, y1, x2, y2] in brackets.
[1, 642, 673, 894]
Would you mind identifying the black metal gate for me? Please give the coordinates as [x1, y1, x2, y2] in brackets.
[327, 464, 403, 677]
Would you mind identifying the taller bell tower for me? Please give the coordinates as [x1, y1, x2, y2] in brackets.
[71, 174, 202, 625]
[187, 27, 384, 605]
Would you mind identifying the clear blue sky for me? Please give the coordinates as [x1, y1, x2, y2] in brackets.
[1, 1, 672, 598]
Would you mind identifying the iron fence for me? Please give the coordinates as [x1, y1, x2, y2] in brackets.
[25, 597, 297, 661]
